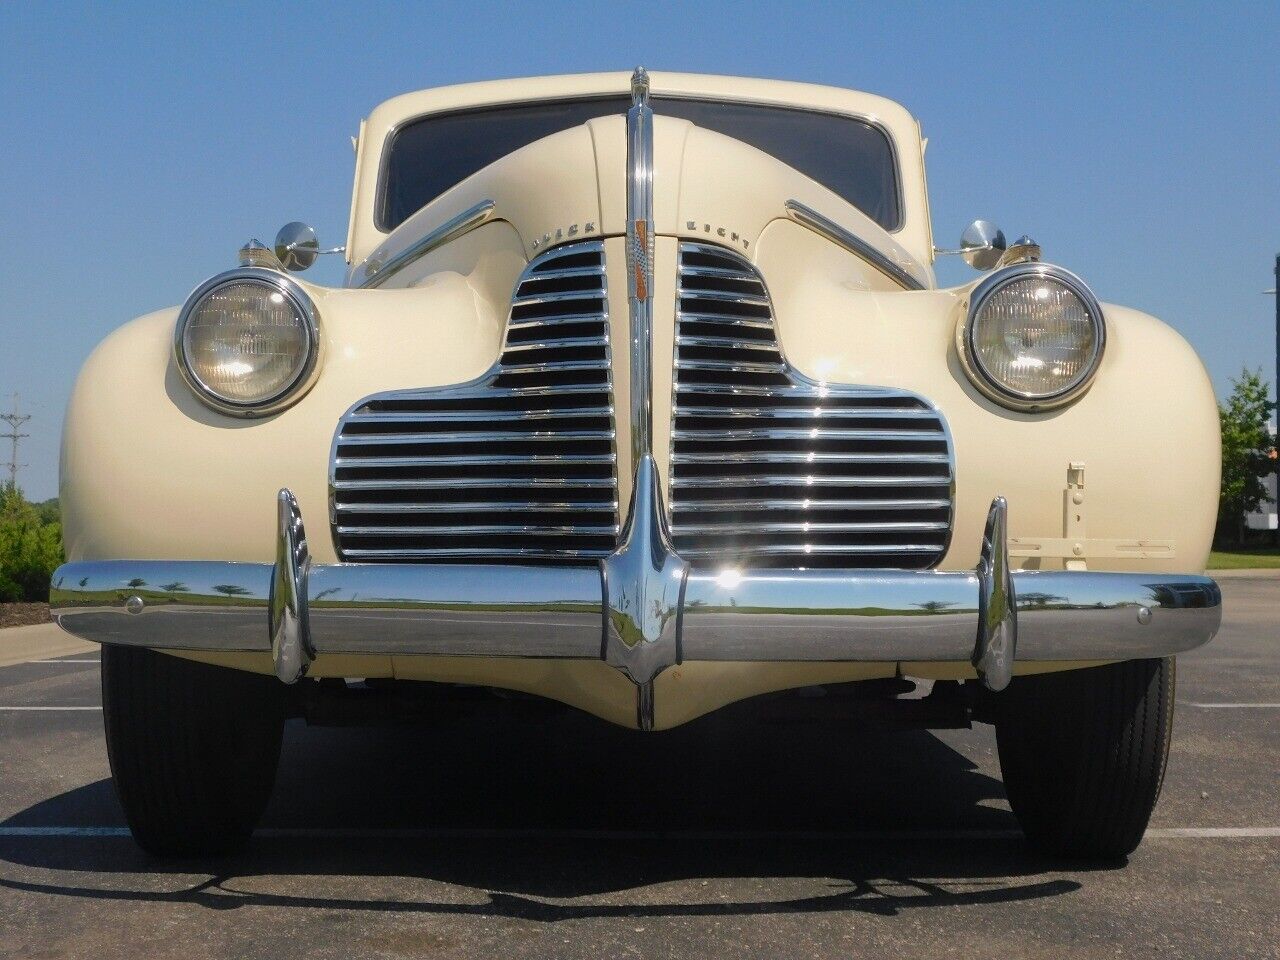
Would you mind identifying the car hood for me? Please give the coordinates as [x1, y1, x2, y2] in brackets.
[348, 114, 932, 290]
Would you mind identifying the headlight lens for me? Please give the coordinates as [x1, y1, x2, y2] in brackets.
[962, 265, 1105, 408]
[176, 271, 318, 414]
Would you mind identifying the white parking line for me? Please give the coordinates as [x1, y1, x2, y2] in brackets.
[0, 826, 1276, 840]
[1185, 703, 1280, 709]
[30, 659, 100, 664]
[0, 706, 100, 711]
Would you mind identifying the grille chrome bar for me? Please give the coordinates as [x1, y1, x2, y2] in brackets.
[332, 476, 617, 491]
[672, 498, 951, 512]
[670, 520, 951, 535]
[334, 500, 618, 514]
[674, 406, 940, 419]
[331, 240, 619, 563]
[676, 543, 944, 558]
[337, 524, 619, 536]
[669, 474, 951, 488]
[677, 427, 947, 442]
[335, 429, 614, 445]
[345, 408, 615, 423]
[670, 241, 954, 569]
[672, 451, 951, 464]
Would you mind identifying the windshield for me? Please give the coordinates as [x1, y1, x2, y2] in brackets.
[379, 96, 902, 233]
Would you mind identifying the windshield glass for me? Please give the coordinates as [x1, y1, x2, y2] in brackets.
[379, 96, 901, 233]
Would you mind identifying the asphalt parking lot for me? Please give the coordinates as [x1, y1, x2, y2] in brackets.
[1, 578, 1276, 959]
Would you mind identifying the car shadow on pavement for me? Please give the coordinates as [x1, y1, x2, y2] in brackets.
[0, 707, 1105, 919]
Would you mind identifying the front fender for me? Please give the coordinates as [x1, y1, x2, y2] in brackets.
[755, 226, 1220, 573]
[61, 250, 523, 565]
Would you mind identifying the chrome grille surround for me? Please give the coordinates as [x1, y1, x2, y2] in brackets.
[671, 241, 954, 569]
[330, 240, 619, 562]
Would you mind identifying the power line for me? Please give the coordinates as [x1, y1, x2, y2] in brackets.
[1, 393, 31, 490]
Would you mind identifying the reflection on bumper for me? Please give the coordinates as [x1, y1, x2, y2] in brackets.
[52, 480, 1222, 710]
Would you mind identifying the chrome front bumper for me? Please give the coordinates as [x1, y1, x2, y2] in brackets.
[51, 457, 1221, 726]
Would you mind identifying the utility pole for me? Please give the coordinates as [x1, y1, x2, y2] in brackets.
[1, 393, 30, 491]
[1273, 254, 1279, 545]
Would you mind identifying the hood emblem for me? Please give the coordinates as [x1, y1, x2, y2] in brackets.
[531, 222, 596, 250]
[686, 221, 750, 249]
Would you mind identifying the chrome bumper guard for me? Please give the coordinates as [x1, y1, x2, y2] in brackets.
[51, 457, 1221, 718]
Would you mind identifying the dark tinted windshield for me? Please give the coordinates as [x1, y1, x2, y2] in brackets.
[379, 96, 901, 233]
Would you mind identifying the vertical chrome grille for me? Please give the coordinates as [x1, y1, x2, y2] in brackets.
[671, 242, 954, 569]
[331, 240, 619, 562]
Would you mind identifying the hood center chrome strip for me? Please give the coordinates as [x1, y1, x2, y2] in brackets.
[603, 67, 689, 727]
[625, 66, 655, 467]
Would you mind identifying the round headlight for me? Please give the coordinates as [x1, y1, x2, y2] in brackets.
[175, 269, 319, 415]
[960, 263, 1105, 410]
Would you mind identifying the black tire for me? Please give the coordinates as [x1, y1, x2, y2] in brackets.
[101, 645, 285, 857]
[994, 658, 1174, 860]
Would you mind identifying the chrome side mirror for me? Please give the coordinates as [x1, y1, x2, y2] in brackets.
[275, 222, 320, 272]
[273, 222, 345, 272]
[935, 220, 1008, 271]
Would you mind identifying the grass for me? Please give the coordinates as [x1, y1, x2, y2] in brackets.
[1208, 547, 1280, 570]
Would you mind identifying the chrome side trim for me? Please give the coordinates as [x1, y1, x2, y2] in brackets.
[357, 199, 497, 289]
[269, 489, 314, 683]
[625, 66, 656, 467]
[784, 199, 926, 291]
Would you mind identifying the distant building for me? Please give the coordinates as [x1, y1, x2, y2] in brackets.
[1245, 421, 1278, 531]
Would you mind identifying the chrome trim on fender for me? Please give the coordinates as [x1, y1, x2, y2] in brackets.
[784, 199, 927, 291]
[356, 199, 497, 289]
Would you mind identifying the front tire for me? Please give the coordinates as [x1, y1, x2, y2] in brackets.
[101, 645, 285, 857]
[994, 658, 1174, 860]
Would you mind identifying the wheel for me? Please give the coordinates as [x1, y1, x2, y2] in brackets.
[101, 645, 285, 856]
[994, 657, 1174, 860]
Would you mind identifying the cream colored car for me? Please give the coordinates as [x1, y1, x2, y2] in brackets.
[53, 69, 1222, 859]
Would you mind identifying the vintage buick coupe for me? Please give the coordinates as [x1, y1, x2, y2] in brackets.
[52, 70, 1222, 858]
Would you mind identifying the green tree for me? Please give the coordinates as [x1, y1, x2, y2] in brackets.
[0, 483, 65, 602]
[1217, 369, 1276, 546]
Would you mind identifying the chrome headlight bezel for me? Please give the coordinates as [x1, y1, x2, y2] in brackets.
[174, 267, 321, 417]
[958, 262, 1106, 411]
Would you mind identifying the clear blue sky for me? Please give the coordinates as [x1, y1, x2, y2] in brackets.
[2, 1, 1277, 501]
